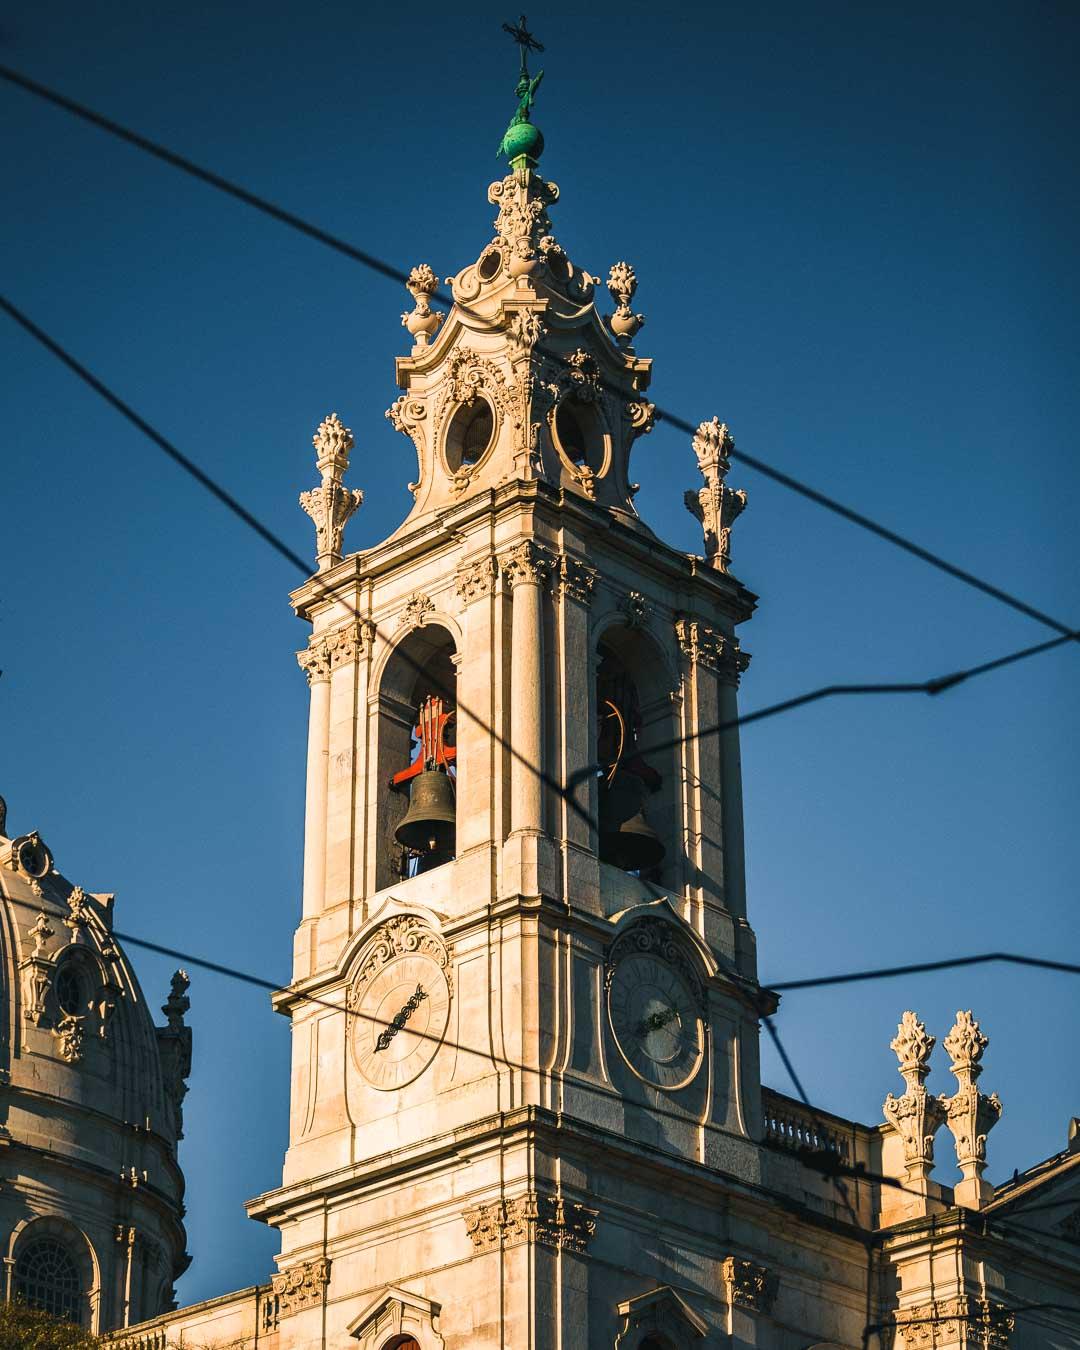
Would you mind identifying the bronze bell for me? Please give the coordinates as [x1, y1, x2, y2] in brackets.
[598, 775, 665, 873]
[395, 768, 457, 857]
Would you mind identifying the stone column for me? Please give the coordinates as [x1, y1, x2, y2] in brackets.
[553, 554, 599, 902]
[503, 543, 552, 837]
[455, 555, 500, 858]
[716, 642, 751, 924]
[297, 636, 332, 921]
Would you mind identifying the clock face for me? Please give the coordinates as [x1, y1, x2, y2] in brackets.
[607, 952, 704, 1090]
[351, 953, 451, 1091]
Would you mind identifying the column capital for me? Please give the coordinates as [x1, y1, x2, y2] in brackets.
[297, 620, 375, 683]
[456, 555, 499, 604]
[500, 540, 556, 588]
[554, 554, 599, 605]
[674, 616, 751, 685]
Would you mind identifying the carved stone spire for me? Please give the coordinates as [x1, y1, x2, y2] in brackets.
[940, 1010, 1001, 1209]
[299, 413, 364, 572]
[882, 1011, 947, 1184]
[156, 970, 192, 1144]
[684, 417, 747, 573]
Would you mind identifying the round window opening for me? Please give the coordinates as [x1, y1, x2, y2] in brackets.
[478, 248, 503, 282]
[55, 964, 85, 1018]
[554, 398, 599, 469]
[14, 1238, 82, 1323]
[445, 399, 495, 473]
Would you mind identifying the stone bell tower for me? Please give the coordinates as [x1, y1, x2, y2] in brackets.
[248, 29, 767, 1347]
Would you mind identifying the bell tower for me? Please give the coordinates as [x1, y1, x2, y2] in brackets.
[249, 30, 769, 1347]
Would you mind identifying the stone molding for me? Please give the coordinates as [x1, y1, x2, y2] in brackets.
[296, 621, 376, 684]
[456, 555, 499, 603]
[722, 1256, 778, 1314]
[270, 1256, 331, 1318]
[894, 1295, 1014, 1349]
[500, 541, 556, 589]
[462, 1191, 597, 1254]
[883, 1011, 946, 1181]
[554, 555, 599, 605]
[674, 617, 751, 685]
[347, 916, 453, 1004]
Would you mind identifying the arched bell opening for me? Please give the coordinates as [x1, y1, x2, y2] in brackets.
[375, 625, 458, 888]
[594, 626, 678, 884]
[552, 395, 607, 476]
[444, 396, 496, 474]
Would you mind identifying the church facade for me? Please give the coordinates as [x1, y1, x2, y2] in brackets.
[21, 43, 1079, 1350]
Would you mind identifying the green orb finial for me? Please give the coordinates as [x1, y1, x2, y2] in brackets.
[498, 15, 545, 170]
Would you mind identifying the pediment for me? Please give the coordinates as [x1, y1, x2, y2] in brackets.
[348, 1285, 444, 1348]
[615, 1285, 708, 1348]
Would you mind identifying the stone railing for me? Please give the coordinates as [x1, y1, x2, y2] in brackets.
[762, 1088, 851, 1161]
[108, 1330, 169, 1350]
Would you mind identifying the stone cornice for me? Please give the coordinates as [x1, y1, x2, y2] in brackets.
[290, 479, 757, 626]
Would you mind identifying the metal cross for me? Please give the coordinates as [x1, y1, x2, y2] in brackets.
[502, 14, 544, 77]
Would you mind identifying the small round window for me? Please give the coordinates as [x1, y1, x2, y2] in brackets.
[55, 964, 85, 1018]
[445, 399, 495, 473]
[478, 248, 503, 282]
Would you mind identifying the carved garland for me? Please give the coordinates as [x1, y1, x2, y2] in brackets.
[722, 1256, 778, 1314]
[347, 916, 453, 1007]
[604, 919, 707, 1016]
[463, 1192, 597, 1255]
[894, 1296, 1013, 1350]
[270, 1257, 331, 1318]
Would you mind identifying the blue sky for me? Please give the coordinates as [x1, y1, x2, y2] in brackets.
[2, 0, 1077, 1306]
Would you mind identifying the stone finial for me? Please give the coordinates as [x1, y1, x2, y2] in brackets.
[401, 264, 445, 347]
[882, 1011, 946, 1184]
[606, 261, 645, 343]
[299, 413, 364, 572]
[29, 910, 54, 956]
[940, 1010, 1001, 1210]
[162, 969, 190, 1030]
[684, 417, 747, 574]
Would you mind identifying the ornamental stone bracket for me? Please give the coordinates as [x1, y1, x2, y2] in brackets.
[722, 1256, 778, 1314]
[883, 1011, 947, 1184]
[894, 1295, 1014, 1349]
[462, 1191, 597, 1255]
[614, 1286, 707, 1349]
[398, 591, 436, 630]
[674, 617, 751, 686]
[270, 1256, 331, 1318]
[349, 1286, 445, 1349]
[684, 417, 747, 574]
[300, 413, 363, 572]
[939, 1010, 1002, 1209]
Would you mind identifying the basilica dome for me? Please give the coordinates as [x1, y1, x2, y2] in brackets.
[0, 797, 191, 1333]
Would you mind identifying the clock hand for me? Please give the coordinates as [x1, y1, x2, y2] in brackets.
[635, 1004, 680, 1039]
[374, 983, 427, 1053]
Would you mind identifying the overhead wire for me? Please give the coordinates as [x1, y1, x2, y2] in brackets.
[1, 61, 1077, 647]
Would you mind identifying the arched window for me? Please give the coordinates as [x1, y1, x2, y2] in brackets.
[384, 1339, 421, 1350]
[378, 625, 459, 887]
[14, 1238, 82, 1322]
